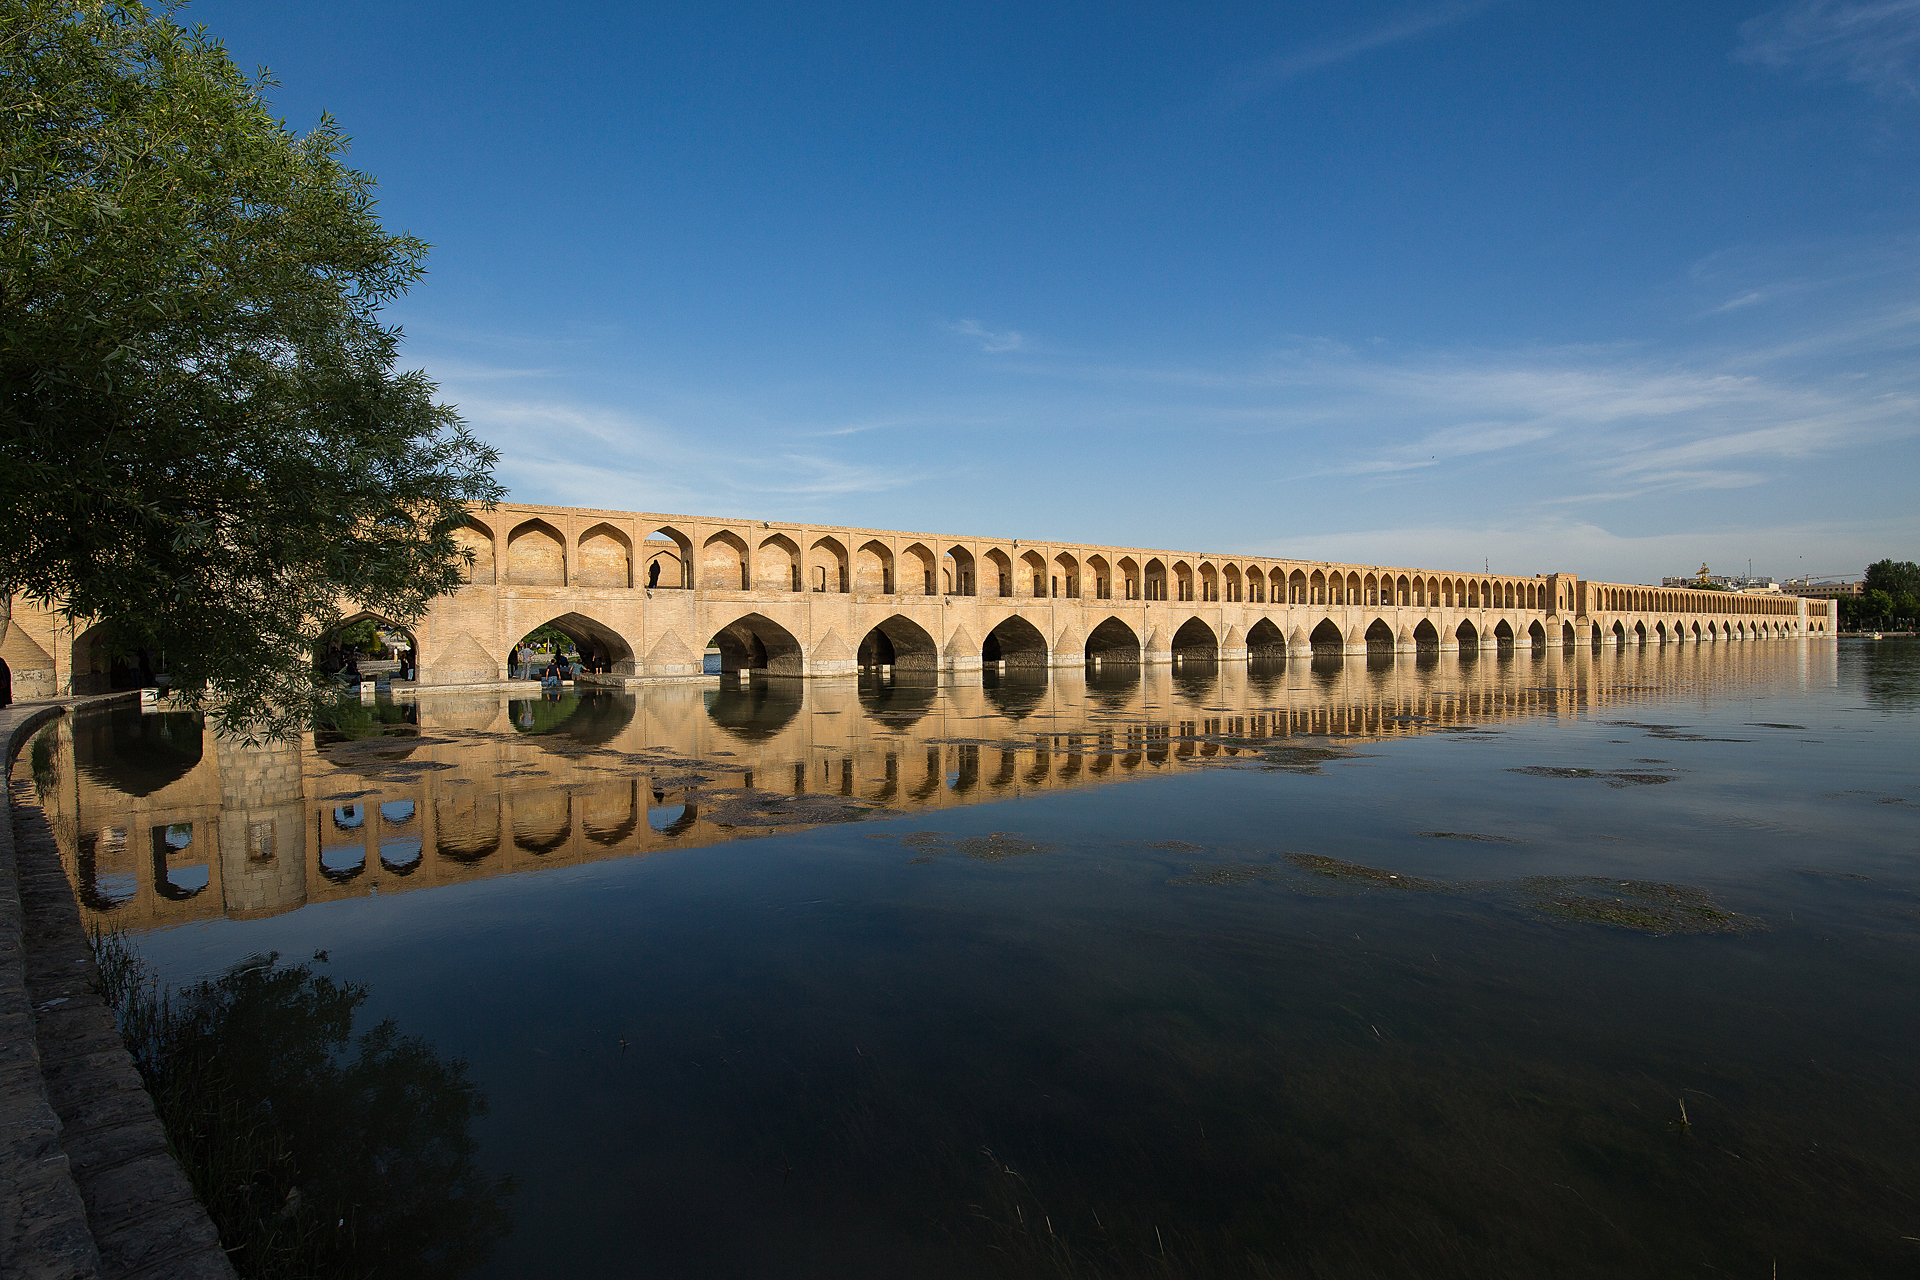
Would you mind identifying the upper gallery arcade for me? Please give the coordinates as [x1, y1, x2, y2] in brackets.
[1, 502, 1833, 698]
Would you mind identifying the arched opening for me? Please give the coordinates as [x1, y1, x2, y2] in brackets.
[904, 543, 937, 596]
[755, 534, 800, 591]
[1198, 563, 1219, 603]
[945, 546, 976, 596]
[710, 613, 805, 675]
[1144, 559, 1168, 601]
[1612, 621, 1625, 643]
[1085, 616, 1142, 663]
[507, 519, 567, 586]
[1170, 617, 1219, 660]
[1493, 620, 1515, 649]
[1020, 550, 1047, 598]
[855, 540, 894, 594]
[1118, 556, 1141, 600]
[72, 621, 161, 695]
[320, 612, 418, 684]
[642, 528, 690, 589]
[981, 616, 1049, 666]
[857, 616, 939, 670]
[1455, 619, 1480, 651]
[1633, 621, 1647, 643]
[702, 531, 749, 590]
[578, 523, 634, 588]
[1054, 552, 1080, 598]
[1364, 619, 1395, 652]
[809, 536, 850, 593]
[1413, 619, 1439, 649]
[1528, 620, 1547, 647]
[1310, 619, 1346, 653]
[1087, 555, 1113, 600]
[454, 519, 495, 585]
[1247, 618, 1286, 659]
[507, 612, 635, 678]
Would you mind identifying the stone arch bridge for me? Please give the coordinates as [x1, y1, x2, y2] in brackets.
[0, 502, 1833, 697]
[367, 503, 1834, 688]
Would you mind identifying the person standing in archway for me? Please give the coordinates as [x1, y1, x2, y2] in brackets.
[647, 559, 661, 588]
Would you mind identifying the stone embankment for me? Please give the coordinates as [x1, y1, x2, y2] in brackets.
[1, 696, 233, 1280]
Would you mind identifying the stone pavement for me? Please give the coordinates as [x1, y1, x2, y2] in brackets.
[0, 698, 234, 1280]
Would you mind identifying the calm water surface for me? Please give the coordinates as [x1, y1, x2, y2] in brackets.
[20, 642, 1920, 1277]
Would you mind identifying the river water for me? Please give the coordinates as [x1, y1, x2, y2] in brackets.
[17, 641, 1920, 1277]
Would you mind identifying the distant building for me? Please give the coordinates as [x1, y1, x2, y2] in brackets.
[1662, 573, 1778, 593]
[1784, 579, 1864, 601]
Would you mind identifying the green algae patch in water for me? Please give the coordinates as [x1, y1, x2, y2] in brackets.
[1519, 876, 1760, 934]
[1417, 830, 1525, 844]
[1284, 853, 1449, 892]
[1508, 766, 1677, 787]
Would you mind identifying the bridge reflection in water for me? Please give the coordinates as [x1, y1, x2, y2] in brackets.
[30, 642, 1833, 934]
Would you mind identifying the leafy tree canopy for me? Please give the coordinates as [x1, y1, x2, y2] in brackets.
[1, 0, 502, 737]
[1863, 560, 1920, 600]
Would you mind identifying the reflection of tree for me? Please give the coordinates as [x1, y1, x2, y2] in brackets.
[102, 944, 511, 1278]
[1859, 644, 1920, 710]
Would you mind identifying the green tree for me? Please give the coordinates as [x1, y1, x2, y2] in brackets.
[1, 0, 502, 738]
[1863, 560, 1920, 601]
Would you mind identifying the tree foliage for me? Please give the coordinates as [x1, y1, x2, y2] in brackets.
[1863, 560, 1920, 601]
[1, 0, 502, 737]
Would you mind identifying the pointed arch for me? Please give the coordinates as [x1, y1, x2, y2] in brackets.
[858, 615, 939, 670]
[1310, 618, 1346, 652]
[982, 615, 1049, 666]
[508, 518, 566, 586]
[709, 612, 805, 675]
[454, 518, 495, 585]
[755, 534, 801, 591]
[903, 542, 938, 595]
[578, 523, 634, 588]
[1170, 616, 1218, 659]
[1413, 619, 1439, 648]
[1455, 619, 1480, 649]
[641, 526, 690, 589]
[1118, 556, 1142, 600]
[1085, 615, 1142, 663]
[809, 536, 850, 594]
[944, 546, 977, 596]
[1527, 620, 1546, 646]
[1364, 618, 1395, 652]
[1247, 617, 1286, 659]
[1144, 558, 1168, 601]
[1493, 619, 1515, 647]
[1053, 550, 1080, 598]
[855, 540, 894, 594]
[1021, 549, 1047, 597]
[702, 530, 750, 590]
[984, 547, 1014, 597]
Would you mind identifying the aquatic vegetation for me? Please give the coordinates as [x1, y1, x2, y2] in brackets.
[1417, 831, 1524, 844]
[1284, 854, 1447, 891]
[1508, 766, 1676, 787]
[1169, 863, 1281, 886]
[1518, 877, 1759, 934]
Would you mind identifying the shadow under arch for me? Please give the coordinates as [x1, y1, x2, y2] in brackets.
[1309, 618, 1345, 654]
[705, 679, 803, 741]
[507, 691, 634, 746]
[1170, 617, 1218, 660]
[857, 615, 939, 670]
[1364, 618, 1395, 653]
[1413, 619, 1440, 649]
[1493, 619, 1516, 649]
[710, 613, 804, 675]
[982, 616, 1049, 667]
[1455, 619, 1481, 651]
[512, 611, 636, 675]
[76, 705, 202, 798]
[1246, 618, 1286, 658]
[1085, 616, 1142, 663]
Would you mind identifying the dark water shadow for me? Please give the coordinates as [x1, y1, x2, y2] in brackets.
[859, 674, 940, 728]
[705, 679, 804, 741]
[982, 670, 1049, 721]
[75, 707, 202, 798]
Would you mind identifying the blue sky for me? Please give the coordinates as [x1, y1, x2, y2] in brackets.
[194, 0, 1918, 583]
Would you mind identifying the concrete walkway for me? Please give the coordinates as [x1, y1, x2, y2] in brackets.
[0, 696, 234, 1280]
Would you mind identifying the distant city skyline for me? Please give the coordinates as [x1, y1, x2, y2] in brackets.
[192, 0, 1918, 582]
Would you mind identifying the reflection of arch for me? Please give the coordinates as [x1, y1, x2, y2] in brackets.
[1247, 618, 1285, 658]
[513, 792, 572, 855]
[1085, 616, 1142, 663]
[435, 794, 500, 862]
[650, 802, 698, 838]
[75, 706, 202, 797]
[1309, 619, 1345, 652]
[1413, 619, 1439, 648]
[857, 615, 939, 669]
[710, 613, 805, 675]
[507, 518, 567, 586]
[151, 825, 208, 901]
[1170, 617, 1218, 659]
[1364, 619, 1394, 652]
[578, 523, 633, 588]
[379, 840, 422, 875]
[584, 781, 640, 847]
[982, 616, 1048, 666]
[706, 679, 803, 740]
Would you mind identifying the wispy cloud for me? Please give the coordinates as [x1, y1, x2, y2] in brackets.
[949, 318, 1025, 353]
[1218, 0, 1497, 104]
[1734, 0, 1920, 98]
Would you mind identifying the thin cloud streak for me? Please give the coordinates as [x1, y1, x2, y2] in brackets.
[1735, 0, 1920, 99]
[949, 318, 1025, 353]
[1219, 0, 1497, 104]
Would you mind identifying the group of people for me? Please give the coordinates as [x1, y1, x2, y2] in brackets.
[318, 640, 414, 686]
